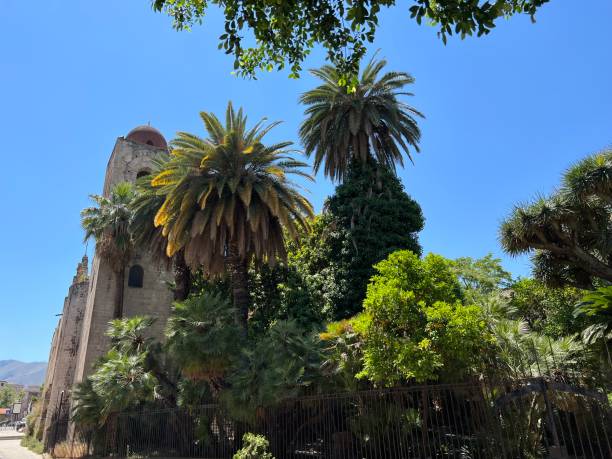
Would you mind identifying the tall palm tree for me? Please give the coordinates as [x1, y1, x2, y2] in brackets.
[81, 182, 135, 318]
[299, 56, 423, 182]
[152, 102, 314, 332]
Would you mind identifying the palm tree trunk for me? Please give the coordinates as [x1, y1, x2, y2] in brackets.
[114, 265, 125, 318]
[226, 243, 249, 334]
[173, 250, 192, 301]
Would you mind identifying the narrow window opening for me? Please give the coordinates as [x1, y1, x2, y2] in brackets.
[136, 170, 150, 179]
[128, 265, 144, 288]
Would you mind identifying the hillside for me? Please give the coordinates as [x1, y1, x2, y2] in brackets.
[0, 360, 47, 386]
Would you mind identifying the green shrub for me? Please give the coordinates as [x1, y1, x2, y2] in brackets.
[233, 433, 275, 459]
[21, 435, 44, 454]
[358, 250, 492, 385]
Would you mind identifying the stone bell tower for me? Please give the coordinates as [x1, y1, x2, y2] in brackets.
[72, 126, 174, 384]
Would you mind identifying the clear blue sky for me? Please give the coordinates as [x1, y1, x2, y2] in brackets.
[1, 1, 611, 362]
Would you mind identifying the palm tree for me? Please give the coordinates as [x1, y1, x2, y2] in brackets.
[299, 56, 423, 182]
[81, 182, 135, 318]
[152, 102, 314, 332]
[165, 292, 240, 392]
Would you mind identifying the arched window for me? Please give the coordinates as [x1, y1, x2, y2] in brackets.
[128, 265, 144, 288]
[146, 140, 154, 146]
[136, 169, 150, 179]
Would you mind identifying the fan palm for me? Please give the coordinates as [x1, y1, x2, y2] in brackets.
[299, 56, 423, 181]
[152, 102, 314, 332]
[165, 293, 240, 391]
[81, 182, 135, 318]
[71, 378, 104, 428]
[106, 315, 156, 354]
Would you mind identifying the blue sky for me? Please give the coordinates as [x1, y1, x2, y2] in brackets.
[1, 1, 611, 362]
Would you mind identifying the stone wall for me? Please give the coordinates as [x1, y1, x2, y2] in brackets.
[41, 130, 174, 451]
[41, 259, 89, 448]
[73, 136, 173, 385]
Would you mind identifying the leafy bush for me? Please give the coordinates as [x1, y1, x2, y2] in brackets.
[509, 278, 584, 338]
[21, 435, 44, 454]
[320, 315, 368, 391]
[233, 433, 275, 459]
[358, 250, 492, 385]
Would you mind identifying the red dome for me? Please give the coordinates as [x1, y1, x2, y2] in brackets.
[126, 125, 167, 149]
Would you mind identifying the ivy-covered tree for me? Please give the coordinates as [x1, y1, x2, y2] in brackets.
[152, 0, 550, 81]
[500, 149, 612, 289]
[250, 163, 424, 324]
[325, 163, 424, 318]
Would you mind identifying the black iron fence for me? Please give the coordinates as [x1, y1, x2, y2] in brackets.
[46, 375, 611, 459]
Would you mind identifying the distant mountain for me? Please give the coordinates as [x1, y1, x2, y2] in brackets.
[0, 360, 47, 386]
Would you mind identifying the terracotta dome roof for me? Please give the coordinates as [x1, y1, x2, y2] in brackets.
[126, 125, 167, 149]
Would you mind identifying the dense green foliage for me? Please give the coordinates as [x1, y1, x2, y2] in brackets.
[252, 163, 425, 326]
[452, 253, 512, 294]
[357, 251, 491, 384]
[575, 286, 612, 345]
[233, 433, 275, 459]
[501, 149, 612, 289]
[223, 319, 322, 421]
[326, 164, 424, 317]
[165, 292, 241, 389]
[21, 436, 44, 454]
[152, 0, 549, 81]
[72, 316, 174, 426]
[0, 385, 22, 408]
[509, 278, 584, 338]
[300, 58, 422, 181]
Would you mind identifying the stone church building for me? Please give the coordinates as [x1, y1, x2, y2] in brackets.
[37, 126, 174, 448]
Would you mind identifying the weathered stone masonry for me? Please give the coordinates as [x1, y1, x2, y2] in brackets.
[38, 126, 174, 448]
